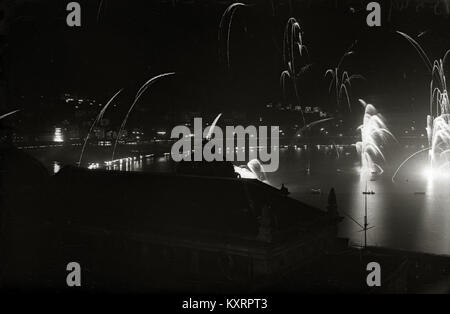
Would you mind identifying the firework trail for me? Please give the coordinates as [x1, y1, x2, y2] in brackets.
[218, 3, 249, 70]
[295, 117, 335, 136]
[0, 110, 20, 120]
[325, 43, 364, 112]
[206, 113, 222, 140]
[397, 31, 432, 72]
[392, 148, 431, 182]
[78, 89, 123, 166]
[355, 99, 394, 176]
[111, 72, 175, 161]
[280, 17, 311, 127]
[395, 31, 450, 179]
[97, 0, 105, 22]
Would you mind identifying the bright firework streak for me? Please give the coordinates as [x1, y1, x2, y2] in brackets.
[355, 100, 394, 176]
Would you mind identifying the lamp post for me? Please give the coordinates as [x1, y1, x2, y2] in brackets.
[362, 180, 375, 249]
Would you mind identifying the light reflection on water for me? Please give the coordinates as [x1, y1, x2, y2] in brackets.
[264, 149, 450, 255]
[99, 147, 450, 255]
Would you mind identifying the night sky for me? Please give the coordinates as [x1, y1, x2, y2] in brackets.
[5, 0, 450, 119]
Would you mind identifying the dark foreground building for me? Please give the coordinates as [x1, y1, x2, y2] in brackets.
[9, 165, 344, 292]
[1, 149, 448, 293]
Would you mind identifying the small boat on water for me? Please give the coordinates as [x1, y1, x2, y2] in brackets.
[311, 188, 322, 195]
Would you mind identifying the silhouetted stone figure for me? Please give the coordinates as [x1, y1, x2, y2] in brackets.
[327, 188, 339, 218]
[280, 183, 289, 195]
